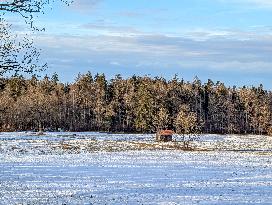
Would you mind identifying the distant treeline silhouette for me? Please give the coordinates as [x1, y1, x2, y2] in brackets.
[0, 72, 271, 135]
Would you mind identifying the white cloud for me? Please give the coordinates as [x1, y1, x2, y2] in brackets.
[70, 0, 102, 12]
[244, 0, 272, 6]
[35, 30, 272, 75]
[220, 0, 272, 8]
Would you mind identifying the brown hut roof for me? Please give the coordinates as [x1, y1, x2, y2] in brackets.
[160, 130, 174, 136]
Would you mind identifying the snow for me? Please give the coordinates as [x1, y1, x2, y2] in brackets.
[0, 132, 272, 204]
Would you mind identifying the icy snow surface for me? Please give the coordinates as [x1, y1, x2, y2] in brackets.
[0, 132, 272, 204]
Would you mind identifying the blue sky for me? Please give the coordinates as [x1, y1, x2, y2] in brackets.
[7, 0, 272, 88]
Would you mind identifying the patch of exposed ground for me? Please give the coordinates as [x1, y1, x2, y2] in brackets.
[1, 133, 272, 155]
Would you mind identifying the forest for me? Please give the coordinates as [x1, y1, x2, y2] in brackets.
[0, 72, 271, 135]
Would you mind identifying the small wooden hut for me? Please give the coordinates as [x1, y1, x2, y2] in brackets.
[156, 130, 174, 142]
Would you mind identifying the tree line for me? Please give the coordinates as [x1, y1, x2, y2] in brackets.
[0, 72, 271, 135]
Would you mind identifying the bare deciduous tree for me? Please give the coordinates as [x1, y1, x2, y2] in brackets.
[0, 0, 72, 75]
[0, 19, 46, 76]
[175, 104, 200, 149]
[0, 0, 72, 18]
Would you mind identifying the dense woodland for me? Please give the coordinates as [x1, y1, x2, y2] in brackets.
[0, 73, 271, 135]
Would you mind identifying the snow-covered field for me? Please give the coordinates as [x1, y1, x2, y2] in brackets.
[0, 132, 272, 204]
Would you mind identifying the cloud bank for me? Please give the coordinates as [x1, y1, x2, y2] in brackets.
[35, 25, 272, 88]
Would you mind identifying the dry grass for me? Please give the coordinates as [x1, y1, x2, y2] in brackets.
[57, 140, 202, 153]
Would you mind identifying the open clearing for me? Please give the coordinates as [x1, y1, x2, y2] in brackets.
[0, 132, 272, 204]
